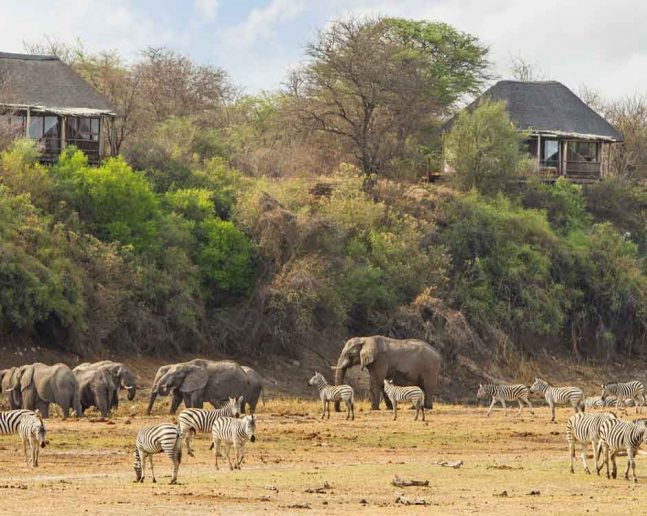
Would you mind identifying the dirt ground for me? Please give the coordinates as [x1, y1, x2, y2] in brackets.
[1, 397, 646, 515]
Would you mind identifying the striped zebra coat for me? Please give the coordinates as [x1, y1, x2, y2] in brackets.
[596, 419, 647, 482]
[211, 415, 256, 470]
[308, 372, 354, 421]
[133, 423, 182, 484]
[18, 411, 46, 468]
[530, 378, 584, 423]
[179, 396, 244, 457]
[566, 411, 617, 474]
[476, 384, 533, 417]
[584, 396, 635, 409]
[601, 381, 645, 413]
[0, 409, 34, 436]
[383, 379, 425, 421]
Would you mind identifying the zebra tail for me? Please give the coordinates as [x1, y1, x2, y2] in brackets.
[174, 429, 183, 465]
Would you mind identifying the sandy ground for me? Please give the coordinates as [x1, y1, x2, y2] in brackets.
[0, 398, 646, 515]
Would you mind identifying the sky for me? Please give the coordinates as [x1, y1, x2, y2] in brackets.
[0, 0, 645, 100]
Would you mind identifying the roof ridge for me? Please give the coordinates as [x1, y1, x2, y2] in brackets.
[0, 51, 59, 61]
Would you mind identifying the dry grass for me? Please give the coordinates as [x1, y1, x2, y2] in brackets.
[1, 398, 646, 515]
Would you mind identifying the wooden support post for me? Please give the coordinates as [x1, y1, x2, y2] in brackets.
[61, 115, 66, 150]
[537, 134, 541, 171]
[25, 107, 30, 138]
[562, 141, 568, 177]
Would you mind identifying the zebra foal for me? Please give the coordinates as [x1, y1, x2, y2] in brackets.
[179, 396, 243, 457]
[383, 379, 425, 421]
[133, 423, 182, 484]
[601, 381, 645, 413]
[566, 411, 616, 474]
[529, 377, 584, 423]
[18, 410, 46, 468]
[596, 419, 647, 482]
[211, 415, 256, 470]
[476, 383, 533, 417]
[308, 372, 354, 420]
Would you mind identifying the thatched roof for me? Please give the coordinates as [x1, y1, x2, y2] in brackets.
[446, 80, 622, 142]
[0, 52, 115, 116]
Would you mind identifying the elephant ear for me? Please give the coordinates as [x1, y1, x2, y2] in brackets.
[180, 366, 209, 393]
[359, 339, 379, 368]
[19, 365, 34, 391]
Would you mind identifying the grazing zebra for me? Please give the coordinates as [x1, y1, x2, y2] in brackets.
[211, 415, 256, 470]
[383, 379, 425, 421]
[133, 423, 182, 484]
[308, 372, 354, 421]
[529, 378, 584, 423]
[476, 383, 533, 417]
[601, 381, 645, 413]
[585, 396, 634, 409]
[18, 411, 46, 468]
[0, 409, 34, 436]
[596, 419, 647, 482]
[566, 411, 617, 474]
[179, 396, 244, 457]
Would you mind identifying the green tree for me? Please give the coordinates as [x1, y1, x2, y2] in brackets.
[444, 98, 528, 194]
[288, 17, 489, 175]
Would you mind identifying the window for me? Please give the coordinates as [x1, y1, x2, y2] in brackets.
[568, 141, 598, 162]
[66, 117, 100, 142]
[27, 115, 60, 155]
[542, 139, 559, 167]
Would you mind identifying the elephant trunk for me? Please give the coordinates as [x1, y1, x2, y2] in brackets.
[126, 385, 136, 401]
[334, 357, 351, 385]
[146, 389, 158, 415]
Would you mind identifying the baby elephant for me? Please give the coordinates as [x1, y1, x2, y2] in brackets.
[383, 379, 425, 421]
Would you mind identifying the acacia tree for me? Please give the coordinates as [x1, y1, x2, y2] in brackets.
[288, 18, 489, 176]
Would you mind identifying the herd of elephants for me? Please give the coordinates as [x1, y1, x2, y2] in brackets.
[0, 336, 443, 418]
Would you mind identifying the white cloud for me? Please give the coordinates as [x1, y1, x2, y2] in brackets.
[223, 0, 306, 48]
[194, 0, 219, 23]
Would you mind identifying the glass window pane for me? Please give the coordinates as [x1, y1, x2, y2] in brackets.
[543, 140, 559, 166]
[91, 118, 100, 136]
[43, 116, 59, 138]
[568, 141, 598, 162]
[29, 116, 43, 139]
[78, 118, 91, 139]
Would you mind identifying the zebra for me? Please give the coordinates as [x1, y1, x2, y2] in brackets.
[178, 396, 244, 458]
[133, 423, 182, 484]
[18, 410, 46, 468]
[601, 381, 645, 413]
[585, 396, 635, 409]
[476, 383, 533, 417]
[383, 379, 425, 421]
[211, 415, 256, 470]
[308, 372, 354, 421]
[529, 377, 584, 423]
[566, 411, 617, 474]
[0, 409, 34, 436]
[596, 418, 647, 482]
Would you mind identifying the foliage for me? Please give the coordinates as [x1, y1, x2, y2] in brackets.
[444, 98, 529, 194]
[288, 17, 489, 176]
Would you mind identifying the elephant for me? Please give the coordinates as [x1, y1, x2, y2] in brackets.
[147, 359, 252, 415]
[1, 367, 22, 409]
[146, 359, 212, 415]
[333, 336, 442, 411]
[241, 366, 265, 414]
[74, 361, 137, 409]
[73, 367, 117, 417]
[8, 363, 83, 419]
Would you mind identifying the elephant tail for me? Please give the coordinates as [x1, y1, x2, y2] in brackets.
[260, 386, 265, 407]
